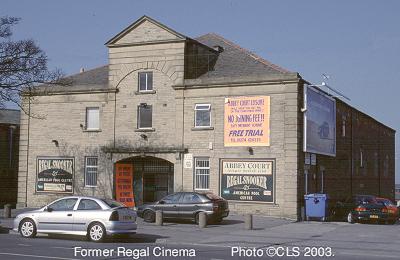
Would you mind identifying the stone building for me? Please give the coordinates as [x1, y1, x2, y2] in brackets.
[16, 16, 395, 220]
[0, 109, 20, 207]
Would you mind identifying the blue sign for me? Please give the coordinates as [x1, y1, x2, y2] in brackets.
[304, 86, 336, 156]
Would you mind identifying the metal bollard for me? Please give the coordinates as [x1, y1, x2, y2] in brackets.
[244, 214, 253, 230]
[198, 212, 207, 228]
[4, 204, 11, 218]
[155, 210, 163, 226]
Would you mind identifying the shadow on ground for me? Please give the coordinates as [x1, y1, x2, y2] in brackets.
[35, 233, 168, 243]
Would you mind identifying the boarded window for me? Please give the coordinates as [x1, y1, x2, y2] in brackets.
[86, 107, 100, 130]
[138, 105, 152, 128]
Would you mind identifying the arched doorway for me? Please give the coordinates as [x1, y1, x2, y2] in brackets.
[115, 156, 174, 207]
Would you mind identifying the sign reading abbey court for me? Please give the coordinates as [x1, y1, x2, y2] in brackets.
[36, 157, 74, 193]
[224, 96, 270, 147]
[220, 159, 274, 202]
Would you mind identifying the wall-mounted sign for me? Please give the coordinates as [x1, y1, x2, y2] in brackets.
[311, 153, 317, 165]
[115, 163, 135, 207]
[184, 153, 193, 169]
[224, 96, 270, 147]
[36, 157, 74, 193]
[303, 85, 336, 156]
[220, 159, 274, 203]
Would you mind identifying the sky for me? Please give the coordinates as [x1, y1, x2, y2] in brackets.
[2, 0, 399, 182]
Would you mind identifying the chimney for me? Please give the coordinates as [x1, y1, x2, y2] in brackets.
[80, 68, 85, 73]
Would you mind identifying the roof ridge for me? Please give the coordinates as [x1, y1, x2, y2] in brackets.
[203, 33, 291, 74]
[66, 65, 108, 78]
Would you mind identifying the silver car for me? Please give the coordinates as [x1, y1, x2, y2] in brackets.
[13, 196, 137, 242]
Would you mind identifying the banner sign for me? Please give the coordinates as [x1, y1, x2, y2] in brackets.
[220, 159, 274, 202]
[115, 163, 135, 207]
[224, 96, 270, 147]
[304, 85, 336, 156]
[36, 157, 74, 193]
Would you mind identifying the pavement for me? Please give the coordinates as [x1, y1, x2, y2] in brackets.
[1, 209, 400, 259]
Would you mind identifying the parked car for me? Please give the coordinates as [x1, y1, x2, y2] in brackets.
[376, 197, 398, 224]
[13, 196, 137, 242]
[331, 195, 391, 224]
[137, 192, 229, 224]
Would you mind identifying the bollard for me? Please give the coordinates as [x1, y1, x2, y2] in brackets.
[4, 204, 11, 218]
[244, 214, 253, 230]
[198, 212, 207, 228]
[155, 210, 163, 226]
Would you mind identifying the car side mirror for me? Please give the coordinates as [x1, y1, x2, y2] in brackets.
[159, 200, 166, 205]
[47, 207, 53, 212]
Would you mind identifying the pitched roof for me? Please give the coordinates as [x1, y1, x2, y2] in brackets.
[65, 65, 108, 86]
[31, 65, 109, 94]
[0, 109, 20, 125]
[194, 33, 293, 79]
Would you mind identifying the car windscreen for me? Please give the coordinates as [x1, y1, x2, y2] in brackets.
[101, 199, 125, 208]
[356, 196, 377, 205]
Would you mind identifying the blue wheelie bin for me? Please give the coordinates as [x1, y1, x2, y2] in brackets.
[304, 193, 328, 221]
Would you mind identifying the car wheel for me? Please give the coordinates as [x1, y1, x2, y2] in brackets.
[19, 219, 37, 238]
[143, 210, 155, 223]
[88, 222, 106, 242]
[213, 217, 223, 224]
[347, 212, 354, 224]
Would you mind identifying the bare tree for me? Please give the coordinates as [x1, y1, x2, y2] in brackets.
[0, 16, 66, 112]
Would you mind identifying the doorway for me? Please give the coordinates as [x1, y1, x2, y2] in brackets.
[115, 156, 174, 206]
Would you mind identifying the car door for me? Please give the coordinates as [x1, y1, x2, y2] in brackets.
[179, 193, 203, 219]
[36, 198, 78, 232]
[73, 199, 103, 233]
[154, 193, 182, 218]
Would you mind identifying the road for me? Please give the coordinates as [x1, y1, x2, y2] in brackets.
[1, 215, 400, 259]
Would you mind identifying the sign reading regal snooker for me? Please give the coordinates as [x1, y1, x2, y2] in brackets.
[224, 96, 270, 147]
[36, 157, 74, 193]
[220, 159, 274, 202]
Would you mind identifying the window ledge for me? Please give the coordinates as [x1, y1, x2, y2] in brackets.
[191, 126, 214, 131]
[134, 128, 155, 132]
[83, 129, 102, 133]
[135, 90, 156, 95]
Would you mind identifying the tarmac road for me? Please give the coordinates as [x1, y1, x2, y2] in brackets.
[1, 214, 400, 259]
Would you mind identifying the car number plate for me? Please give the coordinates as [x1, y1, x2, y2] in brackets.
[370, 215, 378, 219]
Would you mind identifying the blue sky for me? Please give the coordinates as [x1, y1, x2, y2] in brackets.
[3, 0, 398, 181]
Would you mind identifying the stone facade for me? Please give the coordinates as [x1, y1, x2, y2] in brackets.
[16, 16, 395, 220]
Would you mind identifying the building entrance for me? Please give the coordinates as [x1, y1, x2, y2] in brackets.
[115, 156, 174, 206]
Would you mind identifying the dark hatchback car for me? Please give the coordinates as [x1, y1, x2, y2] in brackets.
[137, 192, 229, 224]
[331, 195, 394, 224]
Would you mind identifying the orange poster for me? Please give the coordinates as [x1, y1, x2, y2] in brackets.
[115, 163, 135, 207]
[224, 96, 270, 147]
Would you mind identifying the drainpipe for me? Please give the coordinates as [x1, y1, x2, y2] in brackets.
[25, 97, 31, 207]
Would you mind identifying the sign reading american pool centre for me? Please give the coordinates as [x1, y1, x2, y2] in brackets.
[36, 157, 74, 193]
[221, 159, 274, 202]
[224, 96, 270, 147]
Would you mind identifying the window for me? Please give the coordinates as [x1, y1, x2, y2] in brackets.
[195, 104, 211, 127]
[161, 193, 182, 204]
[182, 193, 202, 204]
[138, 72, 153, 91]
[48, 198, 78, 211]
[86, 107, 100, 130]
[77, 199, 102, 210]
[194, 158, 210, 190]
[342, 116, 346, 137]
[138, 104, 152, 129]
[85, 157, 98, 187]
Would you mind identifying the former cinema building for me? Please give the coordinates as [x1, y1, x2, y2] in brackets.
[16, 16, 395, 219]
